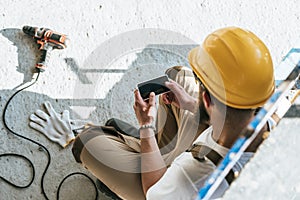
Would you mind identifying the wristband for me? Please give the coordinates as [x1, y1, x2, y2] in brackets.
[139, 124, 156, 131]
[139, 124, 156, 138]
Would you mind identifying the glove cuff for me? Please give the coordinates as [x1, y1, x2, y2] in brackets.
[61, 133, 75, 148]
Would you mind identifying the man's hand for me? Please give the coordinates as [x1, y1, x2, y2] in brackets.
[162, 79, 198, 112]
[133, 90, 157, 126]
[29, 101, 76, 148]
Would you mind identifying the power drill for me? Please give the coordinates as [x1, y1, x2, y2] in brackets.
[22, 25, 69, 72]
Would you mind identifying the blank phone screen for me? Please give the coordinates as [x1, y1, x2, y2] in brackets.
[137, 75, 170, 100]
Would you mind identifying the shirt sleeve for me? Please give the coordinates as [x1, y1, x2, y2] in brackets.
[146, 152, 230, 200]
[146, 152, 213, 200]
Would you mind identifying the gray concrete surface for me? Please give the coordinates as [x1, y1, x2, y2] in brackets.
[223, 118, 300, 200]
[0, 0, 299, 199]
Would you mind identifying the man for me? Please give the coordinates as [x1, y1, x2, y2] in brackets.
[29, 26, 274, 199]
[140, 27, 274, 199]
[30, 61, 209, 199]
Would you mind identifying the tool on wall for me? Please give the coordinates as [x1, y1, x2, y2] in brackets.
[22, 25, 69, 72]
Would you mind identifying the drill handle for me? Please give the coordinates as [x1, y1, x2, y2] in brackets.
[36, 49, 51, 72]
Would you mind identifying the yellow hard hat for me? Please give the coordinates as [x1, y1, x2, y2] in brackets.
[188, 27, 275, 109]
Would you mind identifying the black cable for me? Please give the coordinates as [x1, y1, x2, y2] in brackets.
[1, 73, 45, 192]
[1, 72, 98, 200]
[57, 172, 99, 200]
[0, 153, 35, 188]
[2, 72, 52, 200]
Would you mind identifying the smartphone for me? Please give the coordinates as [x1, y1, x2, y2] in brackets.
[137, 75, 170, 100]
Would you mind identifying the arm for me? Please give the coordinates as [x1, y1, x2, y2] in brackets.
[133, 90, 167, 194]
[140, 128, 167, 194]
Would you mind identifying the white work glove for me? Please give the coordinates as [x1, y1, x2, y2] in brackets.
[29, 101, 87, 148]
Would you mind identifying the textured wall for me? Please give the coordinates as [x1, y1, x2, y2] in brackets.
[223, 119, 300, 200]
[0, 0, 299, 199]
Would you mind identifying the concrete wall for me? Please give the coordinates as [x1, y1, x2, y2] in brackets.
[223, 118, 300, 200]
[0, 0, 299, 199]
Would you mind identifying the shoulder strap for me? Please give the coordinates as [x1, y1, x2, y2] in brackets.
[188, 145, 236, 184]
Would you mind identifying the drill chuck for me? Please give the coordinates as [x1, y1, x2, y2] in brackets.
[22, 26, 36, 37]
